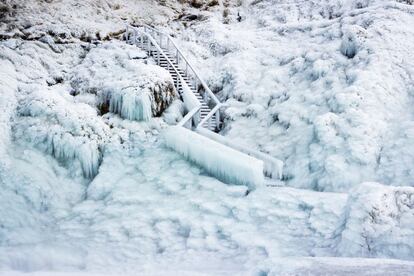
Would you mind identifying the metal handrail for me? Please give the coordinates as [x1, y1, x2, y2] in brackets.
[128, 27, 182, 92]
[177, 105, 201, 128]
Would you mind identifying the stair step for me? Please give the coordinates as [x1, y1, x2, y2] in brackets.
[159, 60, 178, 64]
[138, 37, 221, 133]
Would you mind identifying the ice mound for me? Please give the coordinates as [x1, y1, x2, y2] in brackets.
[70, 41, 176, 121]
[340, 25, 368, 59]
[337, 182, 414, 260]
[14, 86, 111, 178]
[162, 99, 185, 125]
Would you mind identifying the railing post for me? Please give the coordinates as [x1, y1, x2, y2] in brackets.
[159, 34, 162, 49]
[126, 26, 129, 43]
[176, 49, 179, 64]
[204, 89, 209, 102]
[175, 74, 178, 88]
[215, 109, 220, 129]
[134, 29, 137, 44]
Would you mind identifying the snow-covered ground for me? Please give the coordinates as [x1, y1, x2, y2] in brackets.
[1, 0, 414, 275]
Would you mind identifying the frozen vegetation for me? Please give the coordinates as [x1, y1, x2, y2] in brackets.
[0, 0, 414, 275]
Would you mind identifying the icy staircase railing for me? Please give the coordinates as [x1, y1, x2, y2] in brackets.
[126, 25, 221, 131]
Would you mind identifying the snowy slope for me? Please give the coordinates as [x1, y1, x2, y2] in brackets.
[1, 0, 414, 275]
[174, 0, 414, 192]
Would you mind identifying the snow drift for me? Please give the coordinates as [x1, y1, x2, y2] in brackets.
[164, 126, 264, 189]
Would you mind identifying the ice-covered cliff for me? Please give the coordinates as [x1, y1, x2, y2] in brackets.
[1, 0, 414, 275]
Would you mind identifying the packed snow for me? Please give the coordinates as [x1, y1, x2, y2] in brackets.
[1, 0, 414, 275]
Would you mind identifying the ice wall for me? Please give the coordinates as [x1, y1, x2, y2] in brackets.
[101, 85, 153, 121]
[164, 126, 264, 190]
[15, 87, 111, 178]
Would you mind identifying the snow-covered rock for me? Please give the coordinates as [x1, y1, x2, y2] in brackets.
[70, 41, 176, 121]
[337, 182, 414, 260]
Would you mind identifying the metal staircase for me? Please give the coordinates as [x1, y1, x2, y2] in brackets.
[126, 25, 220, 131]
[125, 25, 284, 184]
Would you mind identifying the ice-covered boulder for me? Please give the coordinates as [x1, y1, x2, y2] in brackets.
[70, 41, 176, 121]
[337, 182, 414, 260]
[14, 86, 111, 178]
[340, 25, 368, 59]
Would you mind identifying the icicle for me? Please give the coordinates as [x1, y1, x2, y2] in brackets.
[106, 87, 153, 121]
